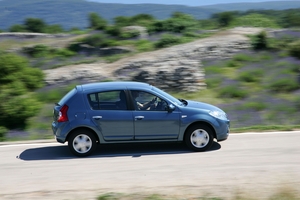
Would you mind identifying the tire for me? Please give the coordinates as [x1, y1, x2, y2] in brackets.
[68, 129, 97, 157]
[185, 124, 214, 152]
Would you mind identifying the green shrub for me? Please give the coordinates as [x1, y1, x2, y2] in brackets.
[0, 53, 44, 129]
[135, 40, 154, 52]
[205, 65, 223, 74]
[105, 26, 121, 37]
[154, 34, 182, 49]
[0, 126, 8, 141]
[267, 78, 299, 92]
[9, 24, 26, 32]
[238, 69, 263, 82]
[288, 40, 300, 59]
[251, 31, 269, 50]
[206, 77, 223, 88]
[35, 89, 68, 103]
[52, 48, 76, 57]
[232, 53, 255, 62]
[82, 34, 108, 47]
[218, 85, 249, 99]
[242, 102, 267, 111]
[231, 14, 279, 28]
[120, 30, 140, 39]
[23, 44, 49, 58]
[225, 60, 243, 68]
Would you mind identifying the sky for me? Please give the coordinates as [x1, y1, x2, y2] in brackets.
[87, 0, 296, 6]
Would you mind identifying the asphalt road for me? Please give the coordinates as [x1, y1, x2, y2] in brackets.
[0, 131, 300, 200]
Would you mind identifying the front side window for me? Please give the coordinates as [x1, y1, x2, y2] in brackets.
[88, 90, 127, 110]
[131, 90, 167, 111]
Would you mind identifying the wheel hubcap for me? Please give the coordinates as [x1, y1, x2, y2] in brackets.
[73, 134, 92, 154]
[190, 129, 209, 148]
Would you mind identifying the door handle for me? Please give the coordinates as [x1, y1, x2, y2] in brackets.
[93, 116, 102, 120]
[135, 116, 144, 120]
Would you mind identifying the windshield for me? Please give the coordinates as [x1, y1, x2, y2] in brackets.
[152, 87, 183, 106]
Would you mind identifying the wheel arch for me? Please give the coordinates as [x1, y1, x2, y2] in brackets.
[66, 127, 100, 144]
[184, 121, 217, 139]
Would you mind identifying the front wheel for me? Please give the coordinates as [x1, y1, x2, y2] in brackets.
[185, 124, 214, 152]
[68, 129, 97, 157]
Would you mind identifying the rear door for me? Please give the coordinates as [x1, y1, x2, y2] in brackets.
[87, 90, 134, 141]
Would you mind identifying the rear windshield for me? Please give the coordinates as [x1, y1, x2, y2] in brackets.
[58, 88, 77, 106]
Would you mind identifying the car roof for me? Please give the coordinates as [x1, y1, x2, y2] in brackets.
[80, 81, 152, 91]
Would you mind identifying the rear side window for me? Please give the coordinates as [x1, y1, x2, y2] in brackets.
[58, 88, 77, 106]
[88, 90, 127, 110]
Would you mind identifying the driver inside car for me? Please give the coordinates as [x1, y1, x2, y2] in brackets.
[131, 90, 158, 110]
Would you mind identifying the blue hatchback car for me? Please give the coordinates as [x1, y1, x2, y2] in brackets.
[52, 81, 230, 157]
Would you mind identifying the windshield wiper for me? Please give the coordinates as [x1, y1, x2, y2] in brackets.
[178, 99, 188, 106]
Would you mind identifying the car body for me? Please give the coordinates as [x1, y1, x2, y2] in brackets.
[52, 81, 230, 156]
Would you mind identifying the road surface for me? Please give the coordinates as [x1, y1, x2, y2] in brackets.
[0, 131, 300, 200]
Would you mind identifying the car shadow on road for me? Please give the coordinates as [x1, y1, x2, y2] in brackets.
[18, 142, 221, 161]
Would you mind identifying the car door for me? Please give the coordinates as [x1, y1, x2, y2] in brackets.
[87, 90, 134, 141]
[130, 90, 181, 140]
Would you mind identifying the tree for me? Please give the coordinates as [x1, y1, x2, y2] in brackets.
[281, 10, 300, 28]
[9, 24, 26, 32]
[88, 12, 107, 30]
[45, 24, 64, 33]
[213, 11, 237, 27]
[251, 31, 269, 50]
[24, 18, 47, 33]
[0, 53, 44, 129]
[114, 16, 131, 27]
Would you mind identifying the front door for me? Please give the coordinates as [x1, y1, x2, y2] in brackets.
[130, 90, 180, 140]
[134, 110, 180, 140]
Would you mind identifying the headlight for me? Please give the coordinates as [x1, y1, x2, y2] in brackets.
[209, 110, 228, 120]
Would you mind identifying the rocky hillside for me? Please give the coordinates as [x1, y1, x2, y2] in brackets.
[43, 27, 264, 91]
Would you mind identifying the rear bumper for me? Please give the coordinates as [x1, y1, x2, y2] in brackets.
[52, 121, 67, 143]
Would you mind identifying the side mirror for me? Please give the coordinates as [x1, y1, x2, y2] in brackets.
[167, 104, 175, 113]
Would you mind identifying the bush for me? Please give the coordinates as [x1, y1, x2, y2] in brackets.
[81, 33, 110, 48]
[251, 31, 269, 50]
[23, 45, 49, 58]
[105, 26, 121, 37]
[154, 34, 182, 49]
[120, 30, 140, 39]
[225, 60, 243, 68]
[9, 24, 26, 32]
[206, 77, 223, 88]
[135, 40, 154, 52]
[267, 78, 299, 92]
[218, 85, 249, 99]
[238, 69, 263, 82]
[242, 102, 267, 111]
[288, 40, 300, 59]
[0, 126, 8, 141]
[232, 53, 256, 62]
[0, 53, 44, 129]
[231, 14, 279, 28]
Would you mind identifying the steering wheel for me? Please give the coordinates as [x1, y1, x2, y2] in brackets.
[150, 97, 158, 110]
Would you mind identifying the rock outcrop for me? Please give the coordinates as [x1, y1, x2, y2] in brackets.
[44, 27, 264, 91]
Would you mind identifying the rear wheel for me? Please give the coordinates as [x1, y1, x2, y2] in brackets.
[185, 124, 214, 152]
[68, 129, 96, 157]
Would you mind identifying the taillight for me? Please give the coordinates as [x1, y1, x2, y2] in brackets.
[57, 105, 69, 122]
